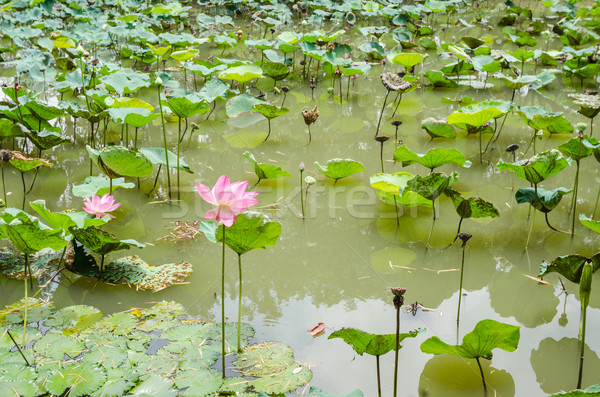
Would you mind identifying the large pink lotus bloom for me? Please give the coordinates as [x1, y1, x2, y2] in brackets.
[83, 194, 121, 219]
[196, 175, 259, 227]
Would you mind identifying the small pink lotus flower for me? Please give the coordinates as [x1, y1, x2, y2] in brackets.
[83, 194, 121, 219]
[196, 175, 259, 227]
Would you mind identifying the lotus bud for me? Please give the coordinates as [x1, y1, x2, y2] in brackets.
[155, 76, 163, 86]
[236, 29, 243, 40]
[576, 122, 587, 133]
[83, 51, 90, 57]
[580, 261, 593, 310]
[302, 20, 307, 25]
[299, 161, 305, 171]
[76, 44, 84, 54]
[102, 24, 107, 30]
[326, 87, 334, 94]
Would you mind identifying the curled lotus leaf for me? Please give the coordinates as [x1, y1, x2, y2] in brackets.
[381, 72, 412, 91]
[8, 151, 52, 172]
[302, 105, 320, 125]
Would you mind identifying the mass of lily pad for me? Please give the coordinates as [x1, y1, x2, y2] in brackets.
[3, 0, 600, 395]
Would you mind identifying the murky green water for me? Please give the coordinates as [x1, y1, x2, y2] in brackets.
[2, 8, 600, 397]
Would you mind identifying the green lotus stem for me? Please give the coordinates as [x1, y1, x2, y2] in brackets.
[177, 118, 182, 201]
[390, 93, 403, 120]
[479, 127, 483, 164]
[393, 303, 400, 397]
[525, 203, 536, 250]
[578, 304, 587, 389]
[592, 185, 600, 219]
[379, 141, 385, 173]
[300, 170, 305, 218]
[221, 223, 226, 379]
[338, 74, 343, 103]
[393, 196, 400, 227]
[376, 355, 382, 397]
[150, 165, 162, 194]
[457, 242, 466, 324]
[109, 178, 113, 195]
[476, 357, 488, 397]
[571, 137, 583, 235]
[264, 118, 272, 142]
[98, 254, 104, 281]
[427, 199, 436, 247]
[6, 330, 29, 366]
[1, 161, 7, 205]
[375, 90, 391, 138]
[20, 172, 26, 210]
[237, 253, 243, 353]
[307, 125, 312, 145]
[157, 85, 172, 202]
[22, 276, 27, 347]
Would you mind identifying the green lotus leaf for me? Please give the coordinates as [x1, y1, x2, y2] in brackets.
[139, 147, 193, 173]
[497, 149, 572, 184]
[329, 328, 420, 356]
[403, 172, 458, 201]
[24, 100, 66, 121]
[461, 36, 485, 49]
[447, 44, 469, 61]
[444, 189, 500, 219]
[448, 101, 510, 132]
[550, 384, 600, 396]
[198, 78, 230, 103]
[243, 151, 290, 181]
[215, 212, 282, 255]
[100, 68, 150, 95]
[87, 145, 154, 178]
[0, 208, 67, 254]
[393, 145, 470, 171]
[174, 368, 223, 396]
[515, 106, 563, 131]
[8, 150, 52, 172]
[162, 94, 209, 119]
[261, 61, 290, 81]
[370, 172, 432, 208]
[421, 118, 457, 138]
[315, 158, 365, 182]
[0, 120, 26, 140]
[25, 129, 68, 151]
[539, 252, 600, 284]
[252, 103, 289, 120]
[558, 136, 600, 161]
[219, 65, 263, 83]
[421, 319, 520, 360]
[386, 51, 427, 71]
[182, 62, 227, 78]
[580, 214, 600, 235]
[72, 176, 134, 197]
[308, 387, 364, 397]
[423, 70, 459, 88]
[69, 226, 144, 256]
[34, 332, 85, 360]
[515, 187, 571, 213]
[226, 94, 267, 117]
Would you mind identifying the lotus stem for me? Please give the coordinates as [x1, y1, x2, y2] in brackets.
[27, 166, 40, 194]
[20, 172, 25, 210]
[307, 125, 312, 145]
[157, 85, 172, 202]
[221, 223, 226, 379]
[427, 199, 436, 247]
[476, 357, 488, 397]
[109, 178, 113, 195]
[1, 162, 7, 205]
[545, 213, 570, 234]
[205, 101, 216, 121]
[338, 74, 343, 103]
[591, 117, 594, 138]
[376, 355, 382, 397]
[479, 127, 483, 164]
[379, 141, 385, 173]
[390, 93, 403, 120]
[300, 170, 305, 218]
[264, 118, 272, 142]
[98, 254, 104, 281]
[22, 277, 27, 347]
[457, 242, 466, 324]
[393, 303, 400, 397]
[237, 253, 243, 353]
[393, 196, 400, 227]
[571, 159, 581, 236]
[177, 118, 181, 201]
[525, 203, 536, 250]
[7, 330, 29, 366]
[592, 185, 600, 219]
[375, 90, 391, 138]
[578, 304, 587, 389]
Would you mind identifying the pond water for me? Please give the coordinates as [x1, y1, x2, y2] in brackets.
[2, 1, 600, 396]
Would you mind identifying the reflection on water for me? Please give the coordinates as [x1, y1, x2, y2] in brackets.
[2, 18, 600, 397]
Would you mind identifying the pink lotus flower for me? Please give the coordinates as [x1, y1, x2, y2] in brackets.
[83, 194, 121, 219]
[196, 175, 259, 227]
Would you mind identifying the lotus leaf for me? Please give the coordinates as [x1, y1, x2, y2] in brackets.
[515, 187, 571, 213]
[243, 151, 290, 181]
[497, 150, 572, 184]
[214, 212, 282, 255]
[87, 145, 153, 178]
[139, 147, 193, 173]
[393, 145, 470, 171]
[329, 328, 420, 356]
[421, 319, 520, 359]
[539, 253, 600, 284]
[219, 65, 263, 83]
[315, 158, 365, 182]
